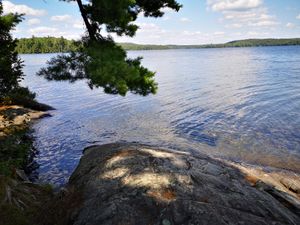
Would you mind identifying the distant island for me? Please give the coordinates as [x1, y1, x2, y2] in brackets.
[16, 36, 300, 54]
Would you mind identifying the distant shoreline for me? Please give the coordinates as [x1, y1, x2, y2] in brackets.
[18, 45, 300, 55]
[120, 38, 300, 51]
[16, 37, 300, 54]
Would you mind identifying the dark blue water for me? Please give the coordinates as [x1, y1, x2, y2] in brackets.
[21, 46, 300, 186]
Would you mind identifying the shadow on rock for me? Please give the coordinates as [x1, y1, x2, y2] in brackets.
[41, 143, 300, 225]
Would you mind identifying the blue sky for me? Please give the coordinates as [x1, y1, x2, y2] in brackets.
[3, 0, 300, 44]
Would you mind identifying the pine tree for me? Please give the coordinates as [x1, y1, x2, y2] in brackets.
[0, 2, 23, 99]
[39, 0, 181, 96]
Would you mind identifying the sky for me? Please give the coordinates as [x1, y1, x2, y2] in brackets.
[3, 0, 300, 45]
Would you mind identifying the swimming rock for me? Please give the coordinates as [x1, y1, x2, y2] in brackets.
[65, 143, 300, 225]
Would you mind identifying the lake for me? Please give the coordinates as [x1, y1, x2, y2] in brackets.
[21, 46, 300, 186]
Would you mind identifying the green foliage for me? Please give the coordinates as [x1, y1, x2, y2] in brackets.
[1, 86, 40, 108]
[0, 3, 24, 99]
[38, 39, 157, 96]
[0, 203, 32, 225]
[16, 36, 79, 54]
[37, 51, 87, 82]
[0, 128, 32, 176]
[86, 40, 157, 96]
[0, 3, 36, 105]
[5, 86, 36, 102]
[39, 0, 181, 96]
[82, 0, 181, 37]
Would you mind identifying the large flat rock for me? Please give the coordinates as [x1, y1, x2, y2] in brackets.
[67, 143, 300, 225]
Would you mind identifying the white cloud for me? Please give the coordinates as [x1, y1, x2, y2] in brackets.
[207, 1, 278, 29]
[73, 20, 85, 29]
[12, 27, 22, 34]
[27, 18, 41, 25]
[28, 26, 57, 37]
[161, 7, 176, 13]
[113, 22, 230, 45]
[136, 23, 166, 33]
[162, 16, 170, 21]
[51, 14, 72, 22]
[182, 30, 194, 36]
[286, 23, 295, 28]
[225, 23, 243, 28]
[51, 15, 85, 31]
[207, 0, 263, 12]
[3, 0, 46, 16]
[233, 32, 242, 36]
[26, 26, 82, 40]
[249, 19, 279, 27]
[180, 17, 191, 22]
[246, 31, 269, 37]
[224, 10, 278, 28]
[214, 31, 225, 35]
[29, 26, 57, 36]
[297, 14, 300, 19]
[247, 31, 259, 36]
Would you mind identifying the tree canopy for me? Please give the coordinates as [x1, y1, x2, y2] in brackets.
[38, 0, 181, 96]
[16, 36, 78, 54]
[0, 3, 24, 99]
[71, 0, 181, 40]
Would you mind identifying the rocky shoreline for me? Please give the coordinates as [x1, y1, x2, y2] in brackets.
[51, 143, 300, 225]
[1, 106, 300, 224]
[0, 105, 54, 225]
[0, 105, 51, 137]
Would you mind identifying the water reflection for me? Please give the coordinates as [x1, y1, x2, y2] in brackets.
[21, 46, 300, 186]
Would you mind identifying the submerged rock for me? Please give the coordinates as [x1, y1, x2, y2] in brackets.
[63, 143, 300, 225]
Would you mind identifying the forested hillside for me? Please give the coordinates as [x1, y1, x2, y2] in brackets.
[16, 37, 300, 54]
[225, 38, 300, 47]
[16, 36, 78, 54]
[121, 38, 300, 50]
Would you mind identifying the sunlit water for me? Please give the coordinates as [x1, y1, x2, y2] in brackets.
[21, 46, 300, 186]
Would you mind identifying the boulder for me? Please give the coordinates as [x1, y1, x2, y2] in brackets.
[66, 143, 300, 225]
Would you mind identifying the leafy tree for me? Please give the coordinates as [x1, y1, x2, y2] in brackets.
[0, 2, 24, 99]
[16, 37, 78, 54]
[39, 0, 181, 96]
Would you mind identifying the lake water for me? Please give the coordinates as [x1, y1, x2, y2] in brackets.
[21, 46, 300, 186]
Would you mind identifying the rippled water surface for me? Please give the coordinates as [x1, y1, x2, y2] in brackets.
[21, 46, 300, 186]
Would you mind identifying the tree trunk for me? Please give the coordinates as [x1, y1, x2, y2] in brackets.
[76, 0, 96, 40]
